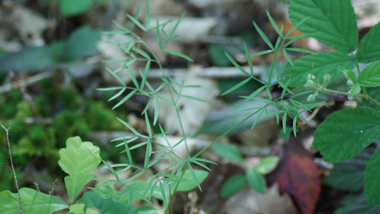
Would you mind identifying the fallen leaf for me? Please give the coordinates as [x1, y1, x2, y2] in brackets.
[267, 136, 321, 214]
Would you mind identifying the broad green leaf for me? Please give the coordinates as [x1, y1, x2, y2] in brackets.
[59, 0, 93, 17]
[58, 136, 101, 202]
[0, 41, 65, 73]
[246, 168, 266, 194]
[220, 174, 246, 198]
[255, 156, 280, 174]
[69, 204, 85, 213]
[0, 188, 68, 214]
[211, 144, 243, 162]
[358, 60, 380, 87]
[176, 170, 209, 192]
[289, 0, 358, 53]
[365, 146, 380, 206]
[349, 192, 380, 214]
[323, 147, 373, 192]
[82, 192, 137, 214]
[339, 68, 357, 82]
[284, 52, 356, 87]
[63, 26, 100, 61]
[137, 206, 158, 214]
[313, 108, 380, 163]
[356, 23, 380, 63]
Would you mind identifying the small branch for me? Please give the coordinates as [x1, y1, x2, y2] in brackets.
[49, 179, 58, 195]
[0, 71, 52, 94]
[1, 124, 23, 214]
[9, 71, 42, 121]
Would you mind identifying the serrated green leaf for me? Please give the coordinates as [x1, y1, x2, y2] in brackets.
[358, 60, 380, 87]
[220, 174, 246, 198]
[246, 168, 266, 194]
[284, 52, 356, 87]
[365, 146, 380, 206]
[211, 144, 243, 162]
[357, 23, 380, 63]
[289, 0, 358, 53]
[256, 156, 280, 174]
[58, 136, 101, 202]
[313, 108, 380, 163]
[349, 83, 361, 96]
[176, 170, 209, 192]
[0, 188, 68, 214]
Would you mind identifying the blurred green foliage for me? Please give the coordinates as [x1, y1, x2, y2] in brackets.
[0, 77, 127, 191]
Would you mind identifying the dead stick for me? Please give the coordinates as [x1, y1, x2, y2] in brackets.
[1, 124, 23, 214]
[9, 71, 42, 121]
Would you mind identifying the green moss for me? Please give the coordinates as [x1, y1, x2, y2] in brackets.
[34, 95, 51, 117]
[16, 101, 33, 119]
[85, 99, 125, 131]
[53, 110, 90, 147]
[0, 90, 23, 119]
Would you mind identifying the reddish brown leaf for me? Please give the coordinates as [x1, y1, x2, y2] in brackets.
[266, 136, 321, 214]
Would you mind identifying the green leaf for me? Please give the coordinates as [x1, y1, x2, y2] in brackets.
[0, 188, 68, 214]
[323, 147, 373, 192]
[69, 204, 85, 213]
[163, 49, 193, 62]
[82, 192, 137, 214]
[211, 144, 243, 162]
[0, 42, 65, 73]
[137, 206, 158, 214]
[313, 107, 380, 163]
[246, 168, 266, 194]
[289, 0, 358, 53]
[339, 68, 357, 82]
[284, 52, 356, 87]
[58, 136, 101, 202]
[365, 146, 380, 206]
[255, 156, 280, 174]
[59, 0, 93, 17]
[63, 26, 100, 61]
[198, 100, 275, 136]
[356, 23, 380, 63]
[176, 170, 209, 192]
[220, 174, 246, 198]
[253, 22, 274, 50]
[358, 60, 380, 87]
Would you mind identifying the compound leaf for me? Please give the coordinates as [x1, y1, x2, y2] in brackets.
[284, 52, 356, 87]
[356, 23, 380, 63]
[289, 0, 358, 53]
[58, 136, 101, 202]
[313, 108, 380, 163]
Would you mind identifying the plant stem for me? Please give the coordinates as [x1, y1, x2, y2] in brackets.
[1, 124, 23, 214]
